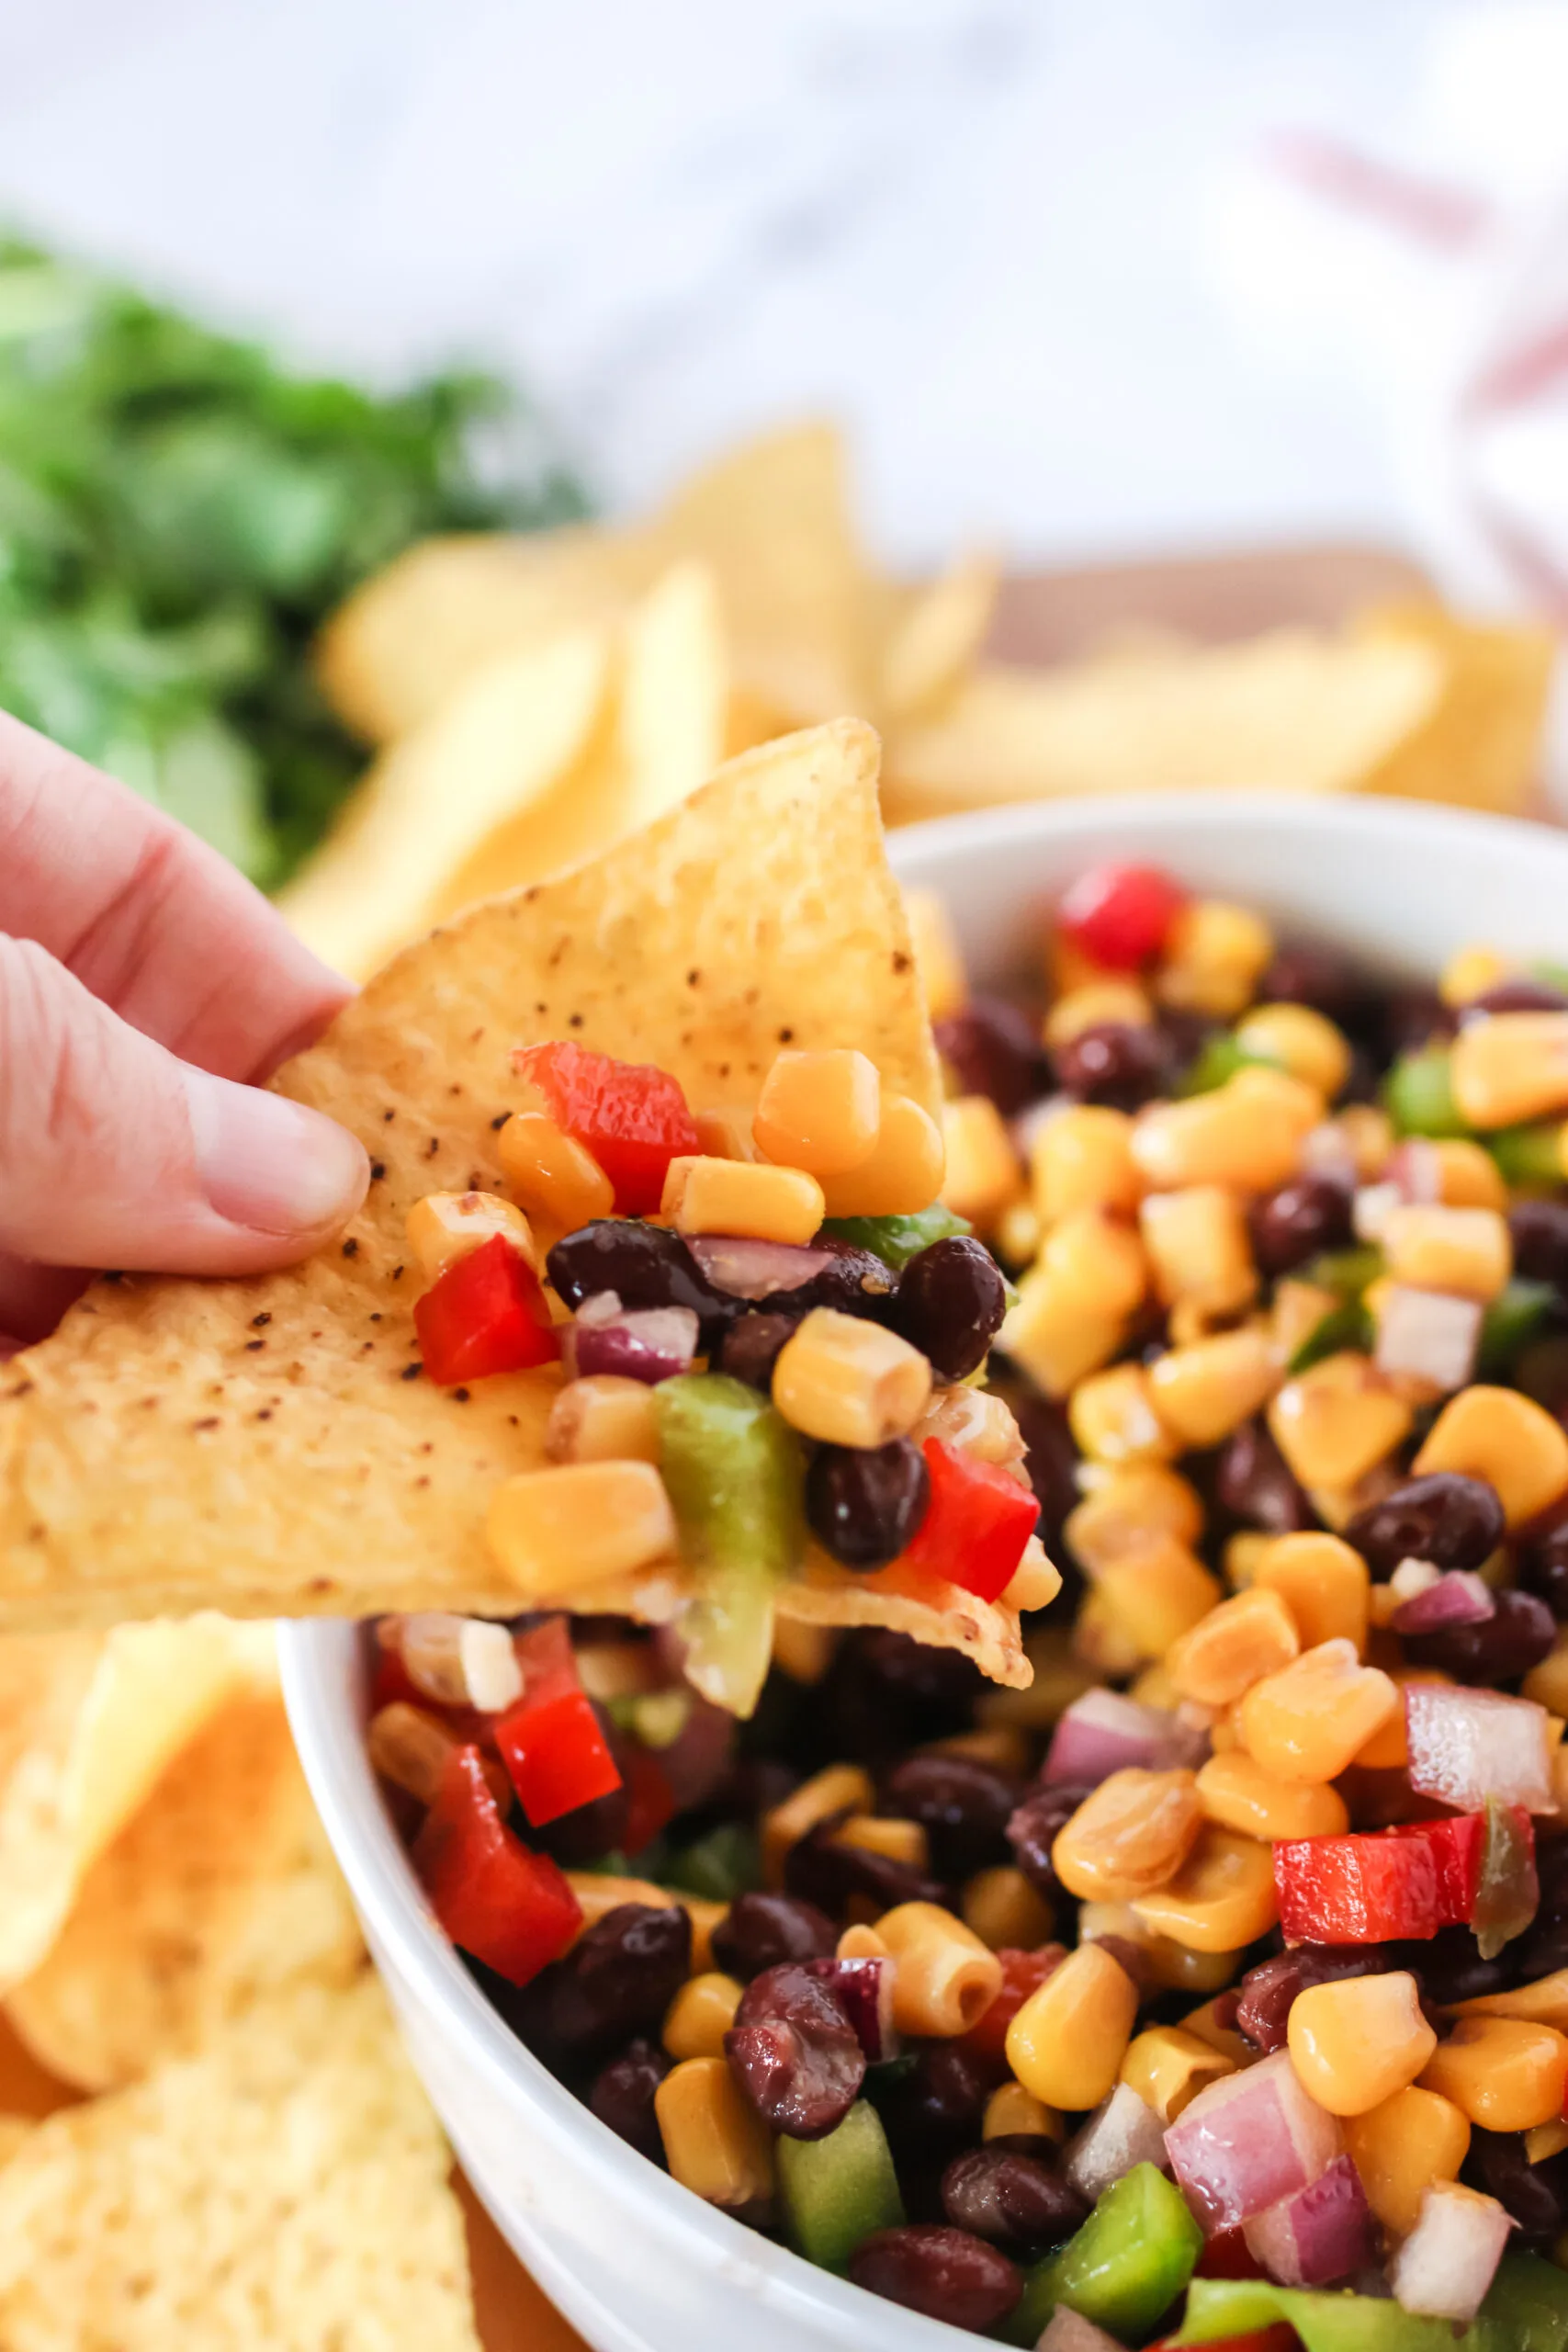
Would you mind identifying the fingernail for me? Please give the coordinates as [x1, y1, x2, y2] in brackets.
[184, 1070, 370, 1238]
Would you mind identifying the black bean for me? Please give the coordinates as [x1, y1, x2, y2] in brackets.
[710, 1892, 838, 1981]
[1467, 980, 1568, 1018]
[941, 2145, 1088, 2256]
[1262, 945, 1368, 1026]
[1343, 1473, 1506, 1577]
[1248, 1175, 1354, 1277]
[588, 2039, 671, 2164]
[1235, 1945, 1393, 2054]
[725, 1963, 865, 2139]
[1051, 1021, 1172, 1112]
[892, 1237, 1008, 1381]
[1007, 1782, 1096, 1908]
[1404, 1587, 1556, 1684]
[1465, 2130, 1568, 2243]
[1511, 1202, 1568, 1295]
[547, 1220, 735, 1339]
[1414, 1926, 1515, 2007]
[1380, 988, 1456, 1057]
[883, 1754, 1022, 1881]
[784, 1815, 945, 1919]
[1215, 1419, 1315, 1534]
[1005, 1388, 1080, 1545]
[547, 1904, 692, 2057]
[877, 2042, 996, 2164]
[717, 1311, 800, 1389]
[818, 1630, 986, 1770]
[1520, 1516, 1568, 1623]
[807, 1439, 931, 1570]
[934, 997, 1049, 1115]
[849, 2225, 1022, 2332]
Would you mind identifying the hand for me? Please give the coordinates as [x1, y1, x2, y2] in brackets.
[0, 709, 369, 1348]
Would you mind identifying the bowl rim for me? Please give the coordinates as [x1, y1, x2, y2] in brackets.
[281, 786, 1568, 2349]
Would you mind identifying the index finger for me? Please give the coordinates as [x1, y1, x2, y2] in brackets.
[0, 708, 352, 1083]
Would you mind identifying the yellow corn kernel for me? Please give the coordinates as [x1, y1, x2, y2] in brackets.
[683, 1898, 726, 1973]
[1031, 1104, 1141, 1226]
[1344, 2085, 1471, 2237]
[1289, 1972, 1436, 2117]
[834, 1815, 931, 1871]
[1525, 1633, 1568, 1717]
[1002, 1536, 1064, 1614]
[1334, 1104, 1396, 1182]
[655, 2056, 775, 2208]
[1130, 1825, 1280, 1952]
[838, 1922, 890, 1962]
[984, 2082, 1065, 2143]
[904, 886, 967, 1020]
[1096, 1539, 1223, 1662]
[1043, 978, 1155, 1048]
[1166, 1587, 1301, 1710]
[1238, 1639, 1398, 1784]
[1415, 1385, 1568, 1528]
[1440, 945, 1509, 1009]
[772, 1616, 837, 1685]
[567, 1874, 682, 1938]
[1052, 1769, 1203, 1903]
[1382, 1204, 1512, 1302]
[941, 1096, 1025, 1227]
[1156, 899, 1274, 1019]
[1451, 1011, 1568, 1130]
[1120, 2025, 1235, 2124]
[1196, 1751, 1349, 1841]
[1149, 1329, 1280, 1450]
[1208, 1702, 1245, 1754]
[1452, 1975, 1568, 2031]
[1065, 1464, 1205, 1574]
[1268, 1351, 1413, 1489]
[773, 1307, 931, 1448]
[1006, 1942, 1139, 2111]
[662, 1972, 744, 2063]
[1269, 1279, 1338, 1366]
[818, 1092, 947, 1217]
[487, 1461, 677, 1598]
[1223, 1532, 1271, 1591]
[691, 1105, 757, 1163]
[1001, 1264, 1126, 1398]
[662, 1155, 825, 1245]
[1069, 1363, 1178, 1466]
[1530, 2120, 1568, 2164]
[963, 1865, 1056, 1951]
[1182, 1996, 1258, 2071]
[1235, 1003, 1352, 1101]
[545, 1374, 661, 1465]
[1074, 1588, 1149, 1680]
[752, 1048, 881, 1177]
[996, 1199, 1043, 1267]
[405, 1189, 539, 1283]
[1250, 1531, 1370, 1657]
[928, 1725, 1035, 1776]
[916, 1385, 1028, 1468]
[1132, 1068, 1320, 1195]
[1420, 2017, 1568, 2132]
[1039, 1208, 1149, 1319]
[1427, 1139, 1510, 1212]
[762, 1763, 874, 1884]
[1140, 1186, 1258, 1317]
[1050, 929, 1114, 997]
[876, 1902, 1005, 2039]
[497, 1112, 615, 1232]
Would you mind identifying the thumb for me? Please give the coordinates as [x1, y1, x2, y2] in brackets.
[0, 936, 368, 1275]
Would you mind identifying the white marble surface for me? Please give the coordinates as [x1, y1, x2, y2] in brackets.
[0, 0, 1510, 566]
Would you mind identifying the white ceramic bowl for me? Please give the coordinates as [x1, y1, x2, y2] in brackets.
[282, 790, 1568, 2352]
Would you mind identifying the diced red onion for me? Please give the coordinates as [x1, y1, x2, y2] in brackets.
[1385, 1140, 1445, 1204]
[1243, 2154, 1375, 2288]
[1064, 2083, 1168, 2203]
[1301, 1123, 1359, 1189]
[572, 1305, 699, 1385]
[1374, 1284, 1482, 1393]
[1391, 1570, 1496, 1636]
[1044, 1689, 1209, 1786]
[1036, 2310, 1126, 2352]
[685, 1236, 836, 1300]
[1165, 2051, 1344, 2233]
[1353, 1181, 1403, 1242]
[1405, 1682, 1556, 1814]
[805, 1957, 898, 2064]
[1389, 2181, 1514, 2323]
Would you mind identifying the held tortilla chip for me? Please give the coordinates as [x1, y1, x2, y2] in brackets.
[6, 1690, 363, 2091]
[0, 1975, 480, 2352]
[0, 722, 999, 1696]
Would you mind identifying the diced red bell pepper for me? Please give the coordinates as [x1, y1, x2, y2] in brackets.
[620, 1743, 676, 1859]
[511, 1041, 700, 1216]
[412, 1234, 559, 1385]
[412, 1744, 581, 1985]
[903, 1439, 1040, 1604]
[960, 1944, 1066, 2066]
[1195, 2227, 1269, 2281]
[498, 1615, 624, 1829]
[1057, 862, 1187, 970]
[1273, 1814, 1488, 1944]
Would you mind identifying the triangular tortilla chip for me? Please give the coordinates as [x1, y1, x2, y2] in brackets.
[0, 1976, 479, 2352]
[0, 724, 1019, 1699]
[6, 1690, 362, 2091]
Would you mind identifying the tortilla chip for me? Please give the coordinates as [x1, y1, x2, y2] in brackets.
[0, 722, 946, 1647]
[0, 1975, 479, 2352]
[0, 2119, 28, 2169]
[0, 1619, 276, 1994]
[881, 629, 1446, 820]
[6, 1691, 362, 2091]
[880, 548, 999, 724]
[1354, 600, 1555, 815]
[778, 1546, 1031, 1688]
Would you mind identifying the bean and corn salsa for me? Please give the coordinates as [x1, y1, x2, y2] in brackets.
[369, 861, 1568, 2348]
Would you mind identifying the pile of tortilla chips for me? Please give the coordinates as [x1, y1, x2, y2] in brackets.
[286, 423, 1555, 980]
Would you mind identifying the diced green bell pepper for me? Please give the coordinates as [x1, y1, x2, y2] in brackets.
[1289, 1296, 1374, 1375]
[1479, 1279, 1559, 1377]
[1174, 2255, 1568, 2352]
[1010, 2163, 1202, 2346]
[1384, 1046, 1469, 1138]
[818, 1205, 972, 1269]
[661, 1820, 761, 1904]
[1303, 1246, 1384, 1298]
[1174, 1033, 1257, 1097]
[777, 2100, 905, 2271]
[1489, 1124, 1565, 1189]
